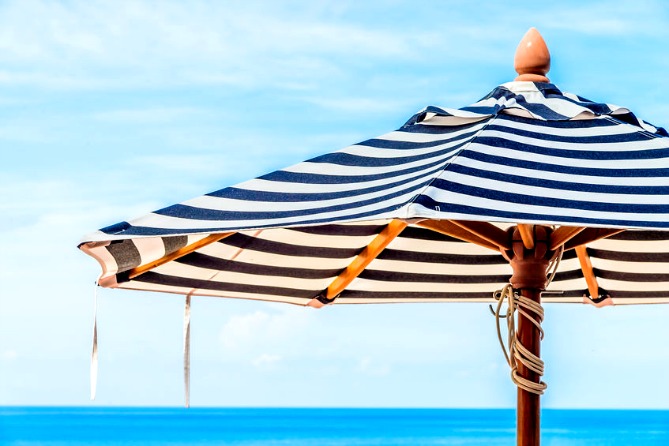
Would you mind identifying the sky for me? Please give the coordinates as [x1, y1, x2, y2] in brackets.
[1, 0, 669, 409]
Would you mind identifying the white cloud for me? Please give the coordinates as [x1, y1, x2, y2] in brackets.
[0, 1, 440, 90]
[357, 357, 390, 377]
[9, 0, 645, 92]
[219, 307, 315, 354]
[303, 97, 414, 114]
[3, 350, 18, 361]
[93, 107, 205, 123]
[252, 353, 282, 368]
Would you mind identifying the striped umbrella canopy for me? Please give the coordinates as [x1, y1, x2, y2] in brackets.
[80, 79, 669, 307]
[79, 29, 669, 445]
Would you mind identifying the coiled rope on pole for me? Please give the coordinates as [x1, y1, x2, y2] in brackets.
[493, 284, 547, 395]
[491, 240, 562, 395]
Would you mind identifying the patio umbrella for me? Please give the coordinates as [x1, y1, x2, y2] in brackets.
[79, 28, 669, 445]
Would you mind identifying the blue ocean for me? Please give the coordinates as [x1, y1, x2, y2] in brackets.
[1, 407, 668, 445]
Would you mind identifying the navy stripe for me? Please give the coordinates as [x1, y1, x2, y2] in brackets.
[388, 225, 464, 242]
[290, 224, 384, 237]
[159, 184, 419, 221]
[485, 122, 648, 144]
[377, 249, 505, 265]
[162, 236, 188, 255]
[473, 84, 612, 119]
[90, 202, 414, 237]
[358, 266, 582, 283]
[609, 113, 667, 136]
[473, 135, 669, 161]
[359, 269, 510, 284]
[339, 289, 585, 300]
[255, 155, 452, 185]
[305, 143, 462, 167]
[552, 269, 584, 282]
[221, 233, 360, 259]
[503, 100, 567, 120]
[176, 253, 341, 279]
[605, 290, 669, 299]
[340, 290, 495, 300]
[426, 178, 669, 214]
[411, 198, 669, 229]
[209, 162, 448, 202]
[135, 272, 317, 299]
[401, 117, 492, 132]
[589, 249, 669, 263]
[358, 128, 480, 150]
[594, 268, 669, 282]
[608, 231, 669, 241]
[493, 112, 620, 129]
[100, 221, 132, 235]
[107, 240, 141, 272]
[458, 150, 669, 178]
[446, 163, 669, 195]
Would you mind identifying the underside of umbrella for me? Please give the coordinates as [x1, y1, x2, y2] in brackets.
[79, 28, 669, 446]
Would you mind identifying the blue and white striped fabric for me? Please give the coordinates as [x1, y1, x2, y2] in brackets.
[80, 81, 669, 305]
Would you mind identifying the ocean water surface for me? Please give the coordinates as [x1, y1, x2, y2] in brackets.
[1, 407, 668, 445]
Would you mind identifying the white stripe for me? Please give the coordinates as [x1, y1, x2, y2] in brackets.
[347, 278, 504, 293]
[339, 132, 479, 158]
[379, 122, 488, 143]
[408, 191, 669, 224]
[590, 258, 669, 274]
[125, 192, 415, 231]
[388, 237, 496, 255]
[368, 258, 511, 276]
[436, 171, 669, 205]
[598, 278, 669, 292]
[185, 174, 435, 213]
[489, 115, 640, 137]
[591, 237, 669, 253]
[335, 296, 587, 304]
[117, 282, 311, 304]
[133, 237, 166, 266]
[479, 128, 668, 153]
[468, 142, 669, 170]
[200, 241, 356, 270]
[281, 146, 461, 176]
[610, 298, 669, 304]
[257, 228, 379, 249]
[451, 156, 669, 187]
[230, 163, 443, 194]
[155, 261, 335, 291]
[335, 297, 495, 303]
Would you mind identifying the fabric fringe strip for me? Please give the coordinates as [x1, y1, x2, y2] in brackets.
[90, 279, 100, 400]
[183, 294, 192, 408]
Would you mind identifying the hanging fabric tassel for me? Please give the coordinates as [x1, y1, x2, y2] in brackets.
[183, 294, 192, 408]
[90, 279, 100, 400]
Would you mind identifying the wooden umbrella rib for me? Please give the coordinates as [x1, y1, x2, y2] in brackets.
[549, 226, 586, 250]
[563, 228, 625, 251]
[416, 220, 500, 251]
[575, 245, 600, 299]
[517, 224, 535, 249]
[128, 232, 234, 279]
[323, 219, 408, 301]
[449, 220, 511, 251]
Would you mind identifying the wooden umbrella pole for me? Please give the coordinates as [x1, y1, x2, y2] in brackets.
[516, 286, 543, 446]
[504, 225, 555, 446]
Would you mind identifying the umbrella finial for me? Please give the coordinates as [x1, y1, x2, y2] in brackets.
[514, 27, 550, 82]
